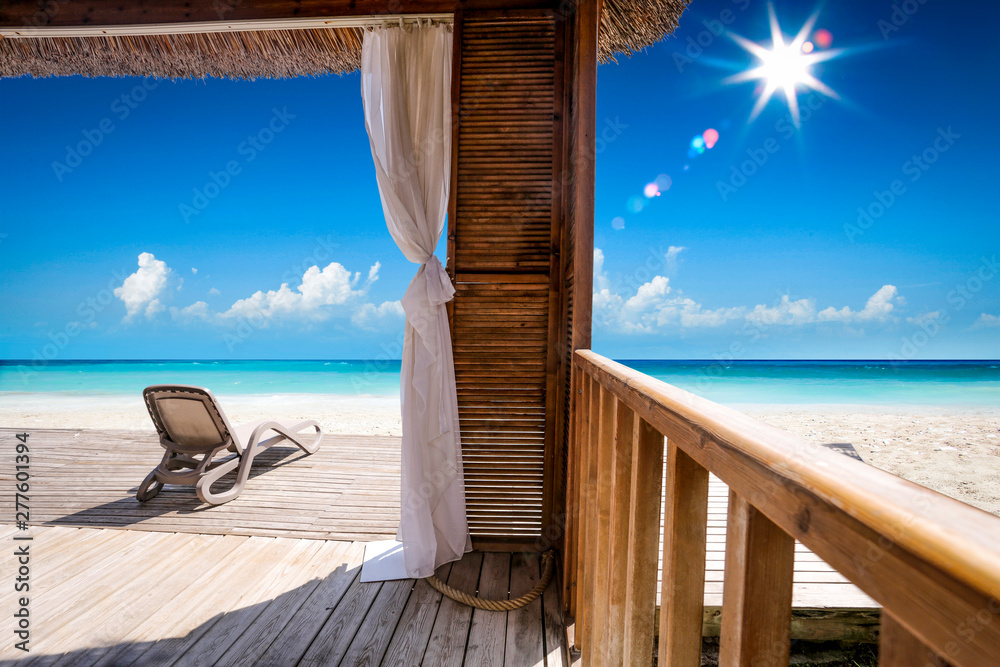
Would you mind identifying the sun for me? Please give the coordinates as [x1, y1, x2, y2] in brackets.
[725, 4, 841, 126]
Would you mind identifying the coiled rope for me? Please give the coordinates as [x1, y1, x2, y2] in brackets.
[424, 551, 555, 611]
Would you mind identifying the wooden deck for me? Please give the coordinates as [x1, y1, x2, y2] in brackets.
[11, 428, 401, 542]
[0, 427, 879, 661]
[0, 525, 567, 665]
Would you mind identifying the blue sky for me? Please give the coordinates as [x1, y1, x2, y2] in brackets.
[1, 0, 998, 360]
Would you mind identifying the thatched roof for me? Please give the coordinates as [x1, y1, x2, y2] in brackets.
[0, 28, 366, 80]
[0, 1, 690, 80]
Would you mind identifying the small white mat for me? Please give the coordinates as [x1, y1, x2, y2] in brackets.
[360, 540, 409, 582]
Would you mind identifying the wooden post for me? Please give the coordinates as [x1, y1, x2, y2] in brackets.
[575, 373, 595, 648]
[584, 384, 616, 665]
[658, 440, 710, 666]
[563, 365, 581, 613]
[601, 400, 636, 663]
[580, 374, 603, 650]
[719, 491, 795, 667]
[623, 418, 665, 665]
[881, 612, 953, 667]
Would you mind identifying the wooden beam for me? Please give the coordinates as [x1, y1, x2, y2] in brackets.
[570, 0, 597, 352]
[0, 0, 558, 31]
[880, 612, 953, 667]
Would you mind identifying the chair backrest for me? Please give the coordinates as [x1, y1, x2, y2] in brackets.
[143, 385, 235, 453]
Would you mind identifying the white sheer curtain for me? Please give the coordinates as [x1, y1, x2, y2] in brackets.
[361, 23, 471, 579]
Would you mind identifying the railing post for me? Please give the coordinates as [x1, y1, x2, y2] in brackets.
[564, 366, 581, 614]
[623, 417, 664, 665]
[658, 440, 710, 666]
[719, 491, 795, 667]
[584, 383, 616, 665]
[575, 373, 594, 649]
[600, 399, 636, 664]
[880, 612, 953, 666]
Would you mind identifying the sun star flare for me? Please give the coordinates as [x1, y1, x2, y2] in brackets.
[725, 4, 842, 126]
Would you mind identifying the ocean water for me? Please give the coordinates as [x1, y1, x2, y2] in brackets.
[1, 359, 999, 407]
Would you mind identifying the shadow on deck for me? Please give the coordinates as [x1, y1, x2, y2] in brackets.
[0, 526, 568, 665]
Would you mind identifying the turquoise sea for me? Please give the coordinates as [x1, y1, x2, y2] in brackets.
[1, 359, 999, 407]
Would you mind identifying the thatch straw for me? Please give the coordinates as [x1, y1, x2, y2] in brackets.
[0, 0, 689, 80]
[598, 0, 691, 64]
[0, 27, 364, 79]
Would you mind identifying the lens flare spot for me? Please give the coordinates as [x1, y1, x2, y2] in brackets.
[643, 182, 659, 198]
[814, 29, 833, 49]
[655, 174, 672, 191]
[703, 128, 719, 149]
[611, 216, 625, 230]
[627, 196, 644, 213]
[801, 41, 814, 54]
[692, 136, 705, 149]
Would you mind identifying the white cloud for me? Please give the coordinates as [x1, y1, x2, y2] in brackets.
[907, 311, 943, 326]
[352, 300, 405, 330]
[747, 295, 817, 326]
[222, 261, 377, 323]
[166, 259, 392, 332]
[817, 285, 901, 323]
[114, 252, 174, 321]
[191, 268, 198, 275]
[973, 313, 1000, 328]
[170, 301, 212, 323]
[593, 247, 906, 336]
[593, 248, 609, 291]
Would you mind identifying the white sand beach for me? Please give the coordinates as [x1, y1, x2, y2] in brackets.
[743, 405, 1000, 517]
[2, 396, 997, 516]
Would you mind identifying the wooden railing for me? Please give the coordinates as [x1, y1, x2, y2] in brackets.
[564, 350, 1000, 666]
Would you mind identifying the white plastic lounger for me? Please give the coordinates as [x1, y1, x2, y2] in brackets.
[137, 384, 322, 505]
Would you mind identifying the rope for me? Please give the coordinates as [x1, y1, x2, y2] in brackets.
[424, 551, 555, 612]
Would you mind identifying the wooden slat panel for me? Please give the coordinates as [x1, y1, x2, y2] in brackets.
[452, 11, 558, 545]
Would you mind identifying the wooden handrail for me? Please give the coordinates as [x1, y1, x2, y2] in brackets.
[567, 349, 1000, 666]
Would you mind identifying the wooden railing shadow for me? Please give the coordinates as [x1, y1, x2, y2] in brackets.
[565, 350, 1000, 666]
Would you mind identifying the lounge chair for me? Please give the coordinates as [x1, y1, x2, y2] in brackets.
[136, 384, 322, 505]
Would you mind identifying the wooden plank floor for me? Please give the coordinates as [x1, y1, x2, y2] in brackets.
[0, 526, 568, 666]
[1, 428, 400, 542]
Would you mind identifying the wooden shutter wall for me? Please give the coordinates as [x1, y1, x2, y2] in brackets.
[449, 11, 566, 547]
